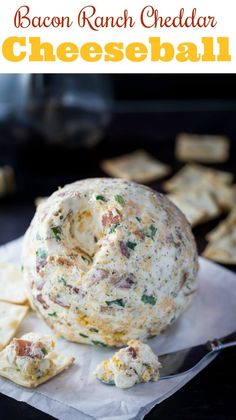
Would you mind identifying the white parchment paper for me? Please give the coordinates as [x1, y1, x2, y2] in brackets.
[0, 237, 236, 420]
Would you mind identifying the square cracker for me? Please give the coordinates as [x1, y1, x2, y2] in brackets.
[101, 150, 171, 183]
[168, 188, 220, 226]
[163, 163, 233, 193]
[168, 194, 205, 226]
[206, 207, 236, 243]
[203, 207, 236, 264]
[197, 176, 236, 212]
[0, 302, 28, 351]
[175, 133, 230, 163]
[0, 348, 75, 388]
[202, 229, 236, 264]
[0, 262, 28, 304]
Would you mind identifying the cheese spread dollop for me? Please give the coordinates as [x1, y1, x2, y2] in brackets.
[94, 340, 161, 388]
[6, 333, 56, 380]
[22, 178, 198, 347]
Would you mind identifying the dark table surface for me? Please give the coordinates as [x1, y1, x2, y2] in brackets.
[0, 120, 236, 419]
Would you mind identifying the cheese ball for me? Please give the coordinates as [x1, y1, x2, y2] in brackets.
[22, 178, 198, 347]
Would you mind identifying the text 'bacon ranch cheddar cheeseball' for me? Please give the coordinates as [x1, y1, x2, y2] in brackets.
[22, 178, 198, 347]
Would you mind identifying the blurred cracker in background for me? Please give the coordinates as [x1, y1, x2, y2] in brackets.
[175, 134, 230, 163]
[101, 149, 171, 183]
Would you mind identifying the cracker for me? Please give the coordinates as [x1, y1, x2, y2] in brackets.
[101, 150, 171, 183]
[0, 302, 28, 351]
[0, 347, 75, 388]
[203, 206, 236, 264]
[0, 262, 28, 304]
[167, 194, 205, 226]
[206, 207, 236, 243]
[199, 176, 236, 212]
[168, 189, 220, 225]
[175, 133, 230, 163]
[163, 163, 233, 192]
[203, 229, 236, 264]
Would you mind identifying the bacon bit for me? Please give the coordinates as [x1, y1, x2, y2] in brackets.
[119, 241, 130, 258]
[14, 339, 35, 358]
[166, 233, 181, 247]
[67, 285, 80, 294]
[36, 294, 49, 309]
[48, 255, 74, 267]
[102, 209, 122, 226]
[49, 294, 70, 308]
[13, 339, 44, 359]
[87, 269, 109, 285]
[178, 272, 189, 290]
[134, 230, 145, 240]
[36, 258, 47, 274]
[113, 273, 136, 289]
[127, 346, 137, 359]
[100, 305, 114, 313]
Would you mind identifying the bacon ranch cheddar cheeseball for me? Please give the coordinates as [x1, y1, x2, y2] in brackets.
[22, 178, 198, 347]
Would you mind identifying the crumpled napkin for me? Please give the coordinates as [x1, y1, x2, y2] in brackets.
[0, 237, 236, 420]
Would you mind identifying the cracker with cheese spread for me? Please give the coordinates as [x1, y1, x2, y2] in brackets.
[101, 150, 171, 183]
[0, 333, 75, 388]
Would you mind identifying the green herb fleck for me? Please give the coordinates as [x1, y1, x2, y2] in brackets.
[136, 216, 142, 223]
[79, 333, 88, 338]
[58, 277, 67, 286]
[143, 362, 151, 368]
[105, 298, 125, 308]
[51, 226, 62, 242]
[92, 340, 107, 347]
[89, 327, 99, 333]
[141, 224, 157, 240]
[96, 195, 106, 202]
[48, 312, 57, 317]
[21, 265, 24, 272]
[126, 241, 137, 250]
[141, 294, 156, 306]
[109, 223, 120, 234]
[41, 347, 48, 356]
[114, 195, 125, 207]
[36, 248, 47, 259]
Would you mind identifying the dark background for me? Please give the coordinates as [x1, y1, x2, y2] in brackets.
[0, 74, 236, 419]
